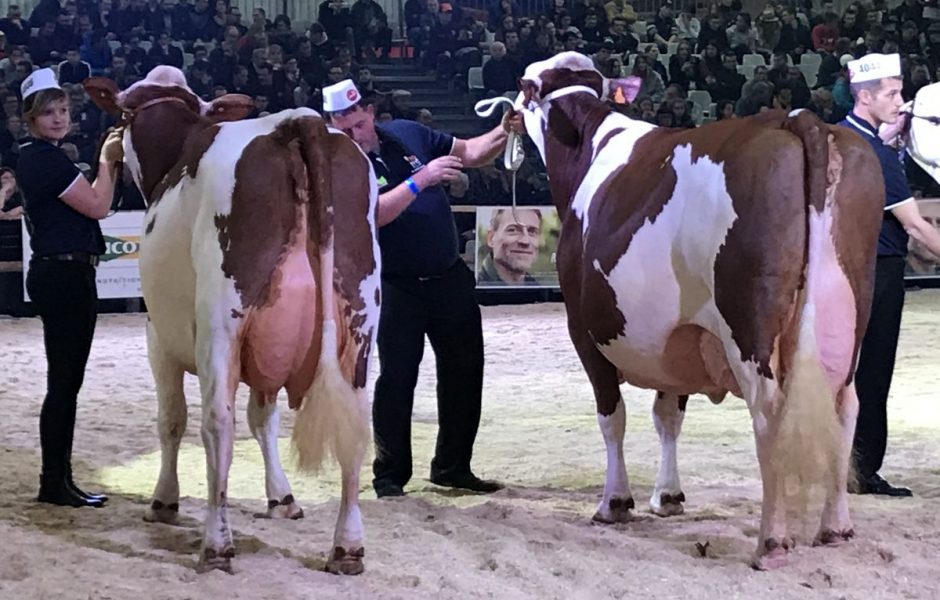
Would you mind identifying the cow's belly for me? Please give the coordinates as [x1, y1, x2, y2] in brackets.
[588, 284, 733, 396]
[240, 246, 319, 396]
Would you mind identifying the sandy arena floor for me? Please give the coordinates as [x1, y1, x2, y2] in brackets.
[0, 291, 938, 600]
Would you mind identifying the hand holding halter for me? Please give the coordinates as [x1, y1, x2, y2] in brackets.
[474, 95, 525, 172]
[474, 95, 527, 221]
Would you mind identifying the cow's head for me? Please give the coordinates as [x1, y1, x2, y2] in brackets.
[84, 66, 254, 204]
[515, 51, 641, 164]
[905, 81, 940, 186]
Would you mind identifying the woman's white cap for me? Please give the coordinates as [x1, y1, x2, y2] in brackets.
[21, 67, 62, 101]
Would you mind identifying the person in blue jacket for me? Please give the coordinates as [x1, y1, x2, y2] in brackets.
[839, 53, 940, 497]
[325, 78, 522, 498]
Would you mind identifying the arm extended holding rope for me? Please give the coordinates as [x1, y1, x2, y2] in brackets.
[452, 108, 522, 167]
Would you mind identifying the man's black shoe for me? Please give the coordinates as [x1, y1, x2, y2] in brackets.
[851, 473, 913, 497]
[430, 472, 504, 493]
[375, 483, 406, 498]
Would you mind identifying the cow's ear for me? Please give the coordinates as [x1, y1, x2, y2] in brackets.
[83, 77, 121, 115]
[606, 76, 643, 105]
[547, 106, 580, 147]
[519, 79, 539, 108]
[204, 94, 255, 123]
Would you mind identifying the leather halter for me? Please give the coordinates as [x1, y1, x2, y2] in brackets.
[120, 95, 194, 124]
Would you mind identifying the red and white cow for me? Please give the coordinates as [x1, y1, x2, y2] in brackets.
[512, 52, 884, 568]
[84, 67, 380, 575]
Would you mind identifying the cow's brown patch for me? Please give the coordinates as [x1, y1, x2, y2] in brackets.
[329, 133, 377, 389]
[216, 119, 320, 309]
[684, 113, 808, 378]
[827, 126, 884, 383]
[129, 102, 218, 204]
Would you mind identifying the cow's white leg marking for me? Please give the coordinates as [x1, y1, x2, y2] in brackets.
[650, 392, 686, 517]
[816, 383, 857, 545]
[593, 400, 634, 523]
[247, 390, 303, 520]
[143, 321, 187, 525]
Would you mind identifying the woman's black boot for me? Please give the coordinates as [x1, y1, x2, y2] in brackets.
[38, 475, 105, 508]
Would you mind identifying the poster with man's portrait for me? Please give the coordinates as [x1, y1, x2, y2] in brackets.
[905, 198, 940, 280]
[474, 206, 561, 288]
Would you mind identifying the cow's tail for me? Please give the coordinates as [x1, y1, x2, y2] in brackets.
[771, 111, 843, 524]
[291, 116, 370, 474]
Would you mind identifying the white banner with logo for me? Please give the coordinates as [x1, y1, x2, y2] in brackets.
[21, 210, 145, 301]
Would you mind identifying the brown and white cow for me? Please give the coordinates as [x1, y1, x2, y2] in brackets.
[84, 67, 380, 575]
[512, 52, 884, 568]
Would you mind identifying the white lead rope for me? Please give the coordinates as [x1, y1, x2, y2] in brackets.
[474, 95, 525, 222]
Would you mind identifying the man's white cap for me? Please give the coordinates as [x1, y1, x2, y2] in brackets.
[322, 78, 361, 113]
[848, 53, 901, 84]
[21, 67, 62, 101]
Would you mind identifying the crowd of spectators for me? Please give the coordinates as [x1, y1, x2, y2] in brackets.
[0, 0, 937, 216]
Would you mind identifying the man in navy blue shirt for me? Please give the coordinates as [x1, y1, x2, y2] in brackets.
[325, 79, 523, 498]
[840, 53, 940, 497]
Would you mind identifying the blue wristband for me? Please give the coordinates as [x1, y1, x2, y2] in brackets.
[405, 177, 420, 196]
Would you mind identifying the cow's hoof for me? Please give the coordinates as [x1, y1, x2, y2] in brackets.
[592, 496, 635, 524]
[814, 527, 855, 547]
[143, 499, 180, 525]
[196, 547, 235, 574]
[751, 537, 793, 571]
[257, 494, 304, 520]
[325, 546, 364, 576]
[650, 491, 686, 517]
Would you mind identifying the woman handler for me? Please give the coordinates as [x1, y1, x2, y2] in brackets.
[17, 68, 123, 507]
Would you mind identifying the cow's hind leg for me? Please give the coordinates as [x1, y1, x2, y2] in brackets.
[816, 383, 857, 546]
[195, 324, 239, 574]
[143, 324, 187, 525]
[247, 389, 303, 520]
[749, 381, 792, 570]
[650, 392, 687, 517]
[326, 388, 369, 576]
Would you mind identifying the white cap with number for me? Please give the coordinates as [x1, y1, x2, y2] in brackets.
[848, 53, 901, 84]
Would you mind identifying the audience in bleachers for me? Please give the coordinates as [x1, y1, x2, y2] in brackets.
[0, 0, 934, 210]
